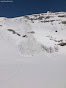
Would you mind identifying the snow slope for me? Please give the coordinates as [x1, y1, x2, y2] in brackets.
[0, 11, 66, 56]
[0, 11, 66, 88]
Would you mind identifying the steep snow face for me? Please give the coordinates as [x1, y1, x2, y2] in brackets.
[0, 11, 66, 56]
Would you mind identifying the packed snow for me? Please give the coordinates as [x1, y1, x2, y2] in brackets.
[0, 11, 66, 88]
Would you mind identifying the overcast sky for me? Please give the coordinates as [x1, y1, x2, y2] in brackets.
[0, 0, 66, 17]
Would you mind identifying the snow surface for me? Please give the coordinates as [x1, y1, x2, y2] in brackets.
[0, 11, 66, 88]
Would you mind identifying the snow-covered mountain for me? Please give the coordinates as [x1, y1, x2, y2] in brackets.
[0, 12, 66, 88]
[0, 11, 66, 56]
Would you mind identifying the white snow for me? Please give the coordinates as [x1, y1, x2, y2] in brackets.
[0, 12, 66, 88]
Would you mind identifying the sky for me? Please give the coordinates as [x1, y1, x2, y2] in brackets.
[0, 0, 66, 18]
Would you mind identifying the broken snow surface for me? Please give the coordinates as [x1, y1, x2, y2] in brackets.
[0, 11, 66, 88]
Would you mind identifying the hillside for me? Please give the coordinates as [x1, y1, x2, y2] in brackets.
[0, 12, 66, 88]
